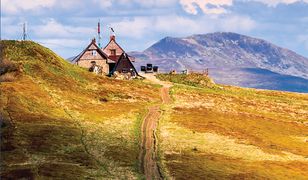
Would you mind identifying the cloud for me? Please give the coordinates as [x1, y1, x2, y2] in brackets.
[3, 0, 308, 16]
[2, 0, 56, 14]
[32, 19, 95, 38]
[93, 0, 113, 8]
[110, 14, 256, 39]
[243, 0, 308, 6]
[92, 0, 176, 9]
[1, 0, 86, 14]
[179, 0, 233, 15]
[179, 0, 308, 15]
[110, 18, 151, 39]
[297, 34, 308, 51]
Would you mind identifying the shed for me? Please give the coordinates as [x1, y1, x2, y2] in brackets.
[112, 53, 138, 77]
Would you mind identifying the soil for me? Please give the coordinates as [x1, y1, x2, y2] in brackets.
[139, 73, 172, 179]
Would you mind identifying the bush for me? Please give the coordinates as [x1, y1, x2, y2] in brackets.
[0, 72, 16, 82]
[0, 59, 18, 75]
[156, 73, 216, 88]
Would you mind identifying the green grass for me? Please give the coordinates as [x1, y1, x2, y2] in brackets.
[0, 40, 161, 179]
[156, 73, 216, 88]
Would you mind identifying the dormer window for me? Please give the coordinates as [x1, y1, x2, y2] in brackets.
[110, 49, 116, 56]
[92, 50, 97, 56]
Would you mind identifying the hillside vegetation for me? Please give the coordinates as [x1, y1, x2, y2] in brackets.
[0, 40, 161, 179]
[157, 74, 308, 179]
[156, 73, 216, 88]
[1, 41, 308, 179]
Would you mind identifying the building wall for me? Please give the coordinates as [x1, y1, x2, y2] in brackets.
[76, 49, 109, 74]
[103, 39, 124, 57]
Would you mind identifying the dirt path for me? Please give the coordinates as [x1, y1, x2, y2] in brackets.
[139, 74, 172, 179]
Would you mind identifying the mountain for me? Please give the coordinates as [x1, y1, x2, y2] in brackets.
[209, 68, 308, 93]
[131, 32, 308, 92]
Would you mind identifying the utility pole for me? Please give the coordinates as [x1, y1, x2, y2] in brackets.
[22, 22, 27, 41]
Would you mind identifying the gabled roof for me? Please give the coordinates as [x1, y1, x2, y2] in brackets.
[102, 37, 125, 54]
[72, 40, 111, 63]
[112, 53, 139, 76]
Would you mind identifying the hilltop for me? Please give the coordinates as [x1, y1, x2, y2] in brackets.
[131, 32, 308, 92]
[0, 40, 161, 179]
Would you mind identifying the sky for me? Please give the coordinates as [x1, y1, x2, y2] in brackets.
[1, 0, 308, 58]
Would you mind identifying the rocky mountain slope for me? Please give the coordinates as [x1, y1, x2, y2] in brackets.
[131, 32, 308, 92]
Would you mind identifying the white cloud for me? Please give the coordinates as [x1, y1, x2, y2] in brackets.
[33, 19, 95, 38]
[297, 34, 308, 51]
[132, 0, 177, 7]
[110, 14, 256, 39]
[243, 0, 308, 6]
[178, 0, 308, 15]
[1, 0, 86, 14]
[2, 0, 56, 14]
[93, 0, 113, 8]
[219, 15, 256, 32]
[179, 0, 233, 15]
[92, 0, 176, 9]
[110, 18, 151, 38]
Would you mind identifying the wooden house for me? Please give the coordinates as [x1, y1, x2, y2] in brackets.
[112, 53, 138, 77]
[72, 39, 115, 74]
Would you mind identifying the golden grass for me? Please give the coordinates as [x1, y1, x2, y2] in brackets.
[0, 40, 161, 179]
[158, 83, 308, 179]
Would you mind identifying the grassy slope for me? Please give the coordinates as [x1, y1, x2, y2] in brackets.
[157, 74, 308, 179]
[0, 40, 161, 179]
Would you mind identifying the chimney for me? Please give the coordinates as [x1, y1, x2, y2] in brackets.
[110, 35, 115, 41]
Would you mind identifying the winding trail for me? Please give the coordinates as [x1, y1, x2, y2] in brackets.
[139, 74, 172, 179]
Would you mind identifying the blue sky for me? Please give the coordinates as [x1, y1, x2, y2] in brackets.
[1, 0, 308, 58]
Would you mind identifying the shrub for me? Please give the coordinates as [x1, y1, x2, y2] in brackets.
[0, 59, 18, 75]
[156, 73, 216, 88]
[0, 72, 16, 82]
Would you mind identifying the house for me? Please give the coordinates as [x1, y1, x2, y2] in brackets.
[72, 39, 115, 75]
[72, 34, 138, 77]
[103, 35, 125, 62]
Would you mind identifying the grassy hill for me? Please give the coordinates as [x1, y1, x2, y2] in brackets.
[0, 40, 161, 179]
[1, 41, 308, 179]
[157, 74, 308, 179]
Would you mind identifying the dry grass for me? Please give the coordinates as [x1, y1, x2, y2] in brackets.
[158, 81, 308, 179]
[0, 72, 17, 82]
[0, 58, 18, 74]
[0, 40, 161, 179]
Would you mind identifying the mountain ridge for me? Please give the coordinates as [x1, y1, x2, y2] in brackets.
[131, 32, 308, 92]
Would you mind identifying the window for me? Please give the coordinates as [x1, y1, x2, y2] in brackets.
[110, 49, 116, 56]
[92, 50, 97, 56]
